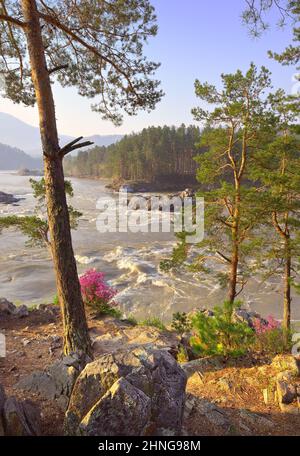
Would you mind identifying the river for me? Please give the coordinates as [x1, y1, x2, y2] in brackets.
[0, 171, 299, 321]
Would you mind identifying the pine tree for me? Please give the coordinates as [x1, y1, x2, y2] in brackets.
[250, 89, 300, 340]
[0, 0, 162, 355]
[191, 64, 274, 304]
[242, 0, 299, 68]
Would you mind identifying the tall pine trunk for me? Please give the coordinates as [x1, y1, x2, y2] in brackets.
[21, 0, 91, 356]
[283, 236, 291, 345]
[228, 187, 240, 304]
[228, 239, 239, 304]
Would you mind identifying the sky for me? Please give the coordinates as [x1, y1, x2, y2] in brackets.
[0, 0, 297, 137]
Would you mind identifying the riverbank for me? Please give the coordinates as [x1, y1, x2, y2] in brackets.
[63, 174, 199, 193]
[106, 177, 199, 193]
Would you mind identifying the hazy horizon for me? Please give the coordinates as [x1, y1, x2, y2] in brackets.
[0, 0, 297, 138]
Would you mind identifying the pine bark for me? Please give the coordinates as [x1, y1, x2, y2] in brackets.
[228, 239, 239, 304]
[21, 0, 91, 355]
[283, 236, 291, 344]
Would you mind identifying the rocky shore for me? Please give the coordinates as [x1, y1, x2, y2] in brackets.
[16, 168, 43, 177]
[0, 191, 21, 205]
[1, 299, 300, 436]
[106, 178, 199, 193]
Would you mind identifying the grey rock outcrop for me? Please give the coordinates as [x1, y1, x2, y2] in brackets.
[276, 371, 297, 405]
[184, 393, 232, 434]
[0, 298, 16, 315]
[3, 397, 40, 436]
[15, 353, 89, 410]
[65, 347, 187, 436]
[0, 383, 40, 436]
[0, 298, 29, 318]
[79, 378, 152, 436]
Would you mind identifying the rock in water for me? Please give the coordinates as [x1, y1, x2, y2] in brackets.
[0, 191, 20, 204]
[65, 347, 187, 436]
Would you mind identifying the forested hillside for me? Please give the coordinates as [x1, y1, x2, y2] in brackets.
[0, 143, 42, 170]
[64, 125, 201, 183]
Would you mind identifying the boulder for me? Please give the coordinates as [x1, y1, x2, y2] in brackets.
[184, 393, 231, 434]
[3, 397, 40, 436]
[276, 371, 297, 405]
[272, 355, 300, 376]
[15, 353, 89, 410]
[194, 397, 231, 432]
[65, 347, 187, 436]
[14, 305, 29, 318]
[239, 409, 273, 430]
[90, 323, 179, 357]
[0, 299, 30, 319]
[179, 188, 195, 199]
[79, 378, 152, 436]
[0, 298, 16, 316]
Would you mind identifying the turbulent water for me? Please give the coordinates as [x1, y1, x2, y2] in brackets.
[0, 171, 299, 321]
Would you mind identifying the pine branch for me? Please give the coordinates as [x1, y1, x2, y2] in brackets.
[48, 64, 68, 75]
[38, 12, 141, 101]
[0, 14, 25, 28]
[60, 137, 94, 157]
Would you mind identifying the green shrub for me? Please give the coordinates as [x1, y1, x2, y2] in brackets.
[171, 312, 191, 335]
[93, 301, 122, 319]
[190, 300, 254, 357]
[125, 315, 138, 326]
[140, 317, 166, 331]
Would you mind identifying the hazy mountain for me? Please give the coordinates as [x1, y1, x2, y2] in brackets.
[0, 112, 122, 157]
[0, 143, 42, 170]
[84, 134, 123, 148]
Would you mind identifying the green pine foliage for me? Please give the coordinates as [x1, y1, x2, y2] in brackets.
[242, 1, 299, 68]
[64, 124, 201, 183]
[171, 312, 192, 335]
[190, 301, 255, 357]
[0, 178, 82, 249]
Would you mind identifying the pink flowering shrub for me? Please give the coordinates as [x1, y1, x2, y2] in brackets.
[253, 315, 288, 354]
[253, 315, 281, 335]
[79, 269, 119, 316]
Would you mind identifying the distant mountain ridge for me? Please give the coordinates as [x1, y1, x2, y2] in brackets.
[0, 143, 42, 170]
[0, 112, 123, 157]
